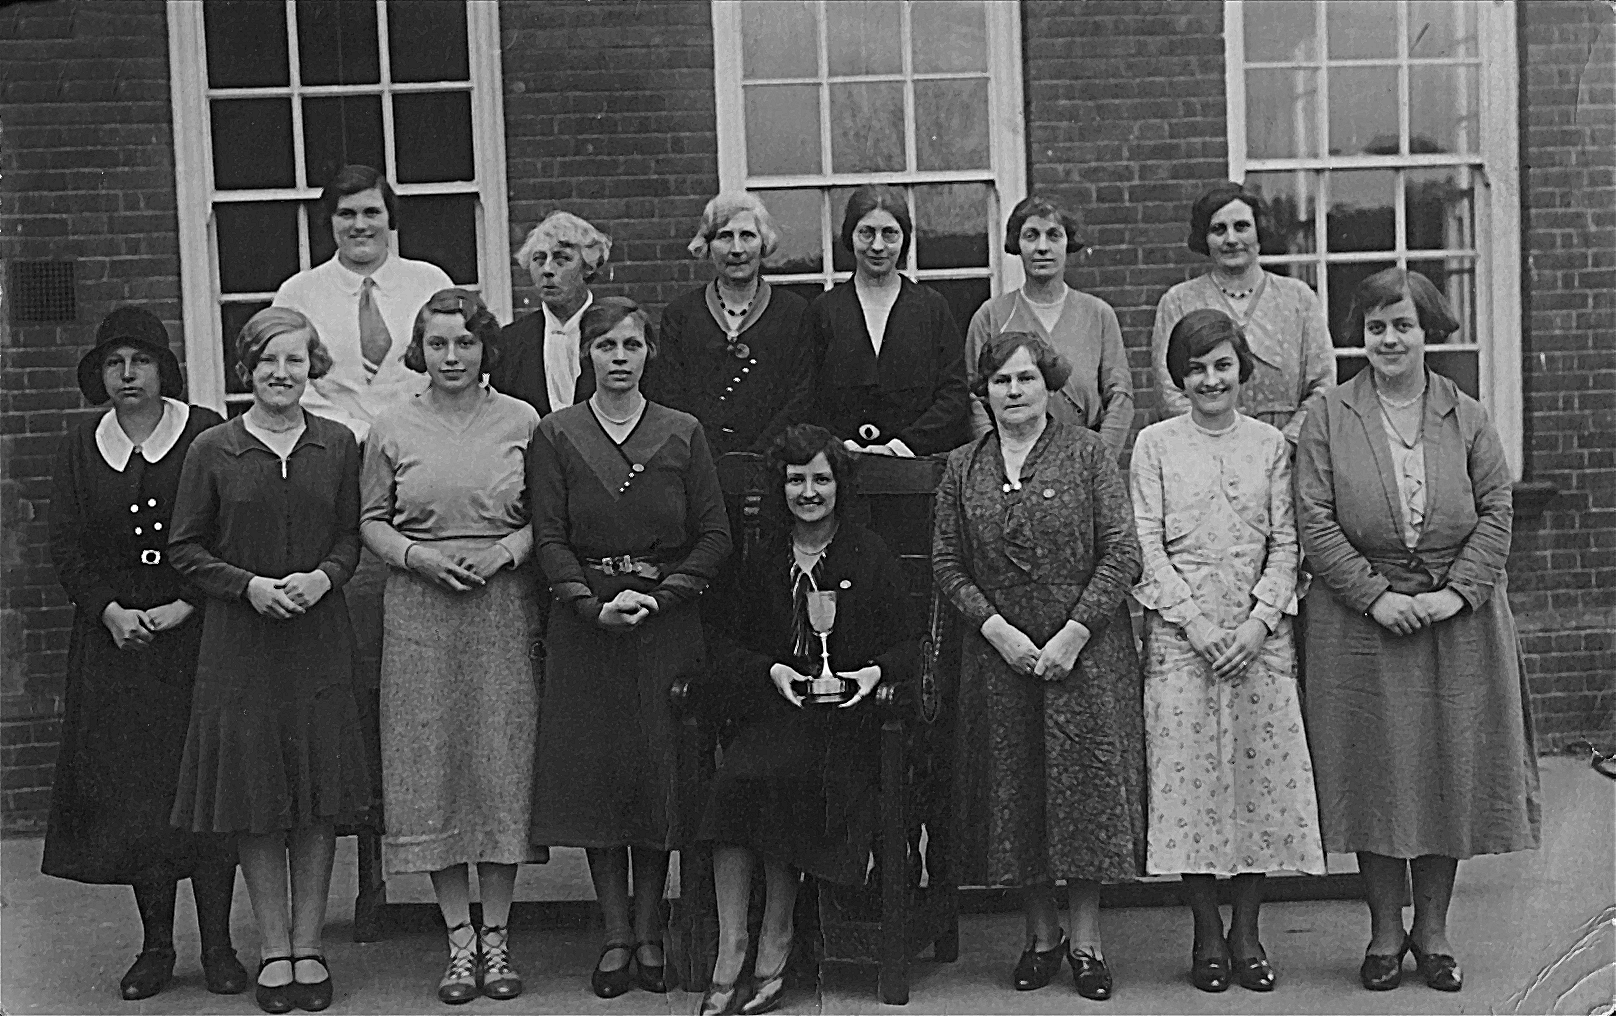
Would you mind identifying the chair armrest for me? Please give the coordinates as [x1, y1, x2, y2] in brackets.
[873, 681, 914, 724]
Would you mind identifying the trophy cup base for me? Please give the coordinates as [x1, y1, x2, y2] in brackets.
[801, 677, 854, 706]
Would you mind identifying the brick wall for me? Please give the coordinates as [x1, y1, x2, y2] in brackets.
[1513, 0, 1616, 749]
[1, 0, 183, 831]
[498, 0, 720, 317]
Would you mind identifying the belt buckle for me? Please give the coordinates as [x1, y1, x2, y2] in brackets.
[139, 549, 162, 566]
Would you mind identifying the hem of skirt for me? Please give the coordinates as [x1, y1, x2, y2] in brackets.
[1146, 861, 1328, 877]
[384, 843, 549, 875]
[1322, 836, 1542, 861]
[173, 807, 375, 838]
[529, 833, 680, 851]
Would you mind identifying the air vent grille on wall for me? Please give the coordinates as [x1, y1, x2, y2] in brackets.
[9, 260, 77, 323]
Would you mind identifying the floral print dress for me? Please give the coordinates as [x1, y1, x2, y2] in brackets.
[1130, 414, 1325, 875]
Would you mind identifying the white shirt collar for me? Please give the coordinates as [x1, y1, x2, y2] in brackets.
[95, 398, 190, 471]
[327, 251, 403, 296]
[542, 291, 593, 334]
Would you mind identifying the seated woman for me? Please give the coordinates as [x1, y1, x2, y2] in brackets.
[647, 191, 814, 455]
[1130, 309, 1324, 994]
[693, 424, 919, 1016]
[805, 185, 970, 457]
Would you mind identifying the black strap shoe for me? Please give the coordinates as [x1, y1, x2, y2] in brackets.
[1012, 932, 1067, 991]
[1227, 934, 1277, 992]
[291, 953, 332, 1012]
[1409, 941, 1462, 992]
[1191, 937, 1231, 993]
[1359, 934, 1409, 991]
[1069, 946, 1113, 1000]
[255, 957, 295, 1014]
[120, 946, 176, 1000]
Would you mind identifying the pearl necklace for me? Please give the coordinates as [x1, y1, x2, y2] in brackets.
[1374, 380, 1426, 409]
[591, 395, 643, 426]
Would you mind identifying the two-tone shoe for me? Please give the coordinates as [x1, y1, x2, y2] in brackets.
[478, 924, 522, 1000]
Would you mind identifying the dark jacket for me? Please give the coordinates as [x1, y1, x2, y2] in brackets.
[490, 310, 595, 417]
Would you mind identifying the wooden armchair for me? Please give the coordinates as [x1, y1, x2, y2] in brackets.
[669, 452, 960, 1005]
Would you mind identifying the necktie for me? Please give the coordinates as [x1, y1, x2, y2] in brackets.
[358, 277, 392, 379]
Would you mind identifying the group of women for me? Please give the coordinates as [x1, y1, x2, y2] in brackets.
[44, 177, 1538, 1013]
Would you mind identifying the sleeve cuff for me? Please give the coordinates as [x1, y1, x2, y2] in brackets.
[1251, 603, 1283, 633]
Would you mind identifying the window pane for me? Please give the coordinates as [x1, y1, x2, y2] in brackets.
[1244, 0, 1317, 63]
[1327, 259, 1396, 346]
[826, 1, 902, 77]
[399, 194, 478, 285]
[221, 300, 272, 394]
[297, 0, 380, 86]
[302, 95, 384, 191]
[1327, 169, 1395, 252]
[1409, 65, 1478, 155]
[1267, 260, 1319, 291]
[1409, 257, 1475, 345]
[920, 277, 991, 337]
[1325, 0, 1395, 59]
[1328, 66, 1399, 155]
[1425, 349, 1479, 398]
[310, 211, 336, 268]
[829, 82, 905, 173]
[1246, 68, 1319, 158]
[759, 188, 824, 274]
[913, 183, 990, 270]
[828, 186, 860, 274]
[1245, 170, 1318, 255]
[915, 79, 989, 171]
[1408, 0, 1477, 59]
[741, 0, 818, 80]
[205, 1, 288, 88]
[1406, 167, 1474, 252]
[394, 92, 475, 183]
[911, 0, 986, 73]
[210, 99, 294, 190]
[389, 0, 469, 83]
[215, 202, 300, 293]
[744, 85, 822, 176]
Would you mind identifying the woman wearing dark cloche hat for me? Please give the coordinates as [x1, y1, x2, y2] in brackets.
[43, 305, 243, 1001]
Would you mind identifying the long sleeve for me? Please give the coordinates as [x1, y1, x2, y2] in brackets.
[48, 434, 119, 621]
[964, 303, 995, 439]
[1095, 304, 1136, 460]
[1295, 404, 1390, 613]
[1250, 434, 1301, 629]
[528, 426, 601, 622]
[167, 443, 256, 602]
[1284, 290, 1336, 443]
[358, 426, 412, 569]
[931, 450, 998, 629]
[1441, 407, 1513, 611]
[1068, 444, 1142, 634]
[1151, 287, 1191, 420]
[895, 297, 970, 456]
[1128, 432, 1204, 627]
[316, 433, 363, 589]
[650, 424, 733, 613]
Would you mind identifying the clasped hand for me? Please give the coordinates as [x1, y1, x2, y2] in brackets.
[983, 616, 1089, 683]
[246, 571, 331, 619]
[410, 544, 511, 593]
[1186, 617, 1268, 681]
[1369, 588, 1465, 636]
[767, 663, 882, 708]
[599, 589, 658, 629]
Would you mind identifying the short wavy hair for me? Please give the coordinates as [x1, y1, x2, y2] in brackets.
[318, 164, 398, 230]
[688, 191, 781, 260]
[403, 288, 503, 375]
[838, 185, 912, 262]
[578, 296, 658, 361]
[768, 423, 857, 519]
[234, 306, 334, 386]
[971, 331, 1073, 400]
[1164, 308, 1255, 389]
[513, 211, 613, 277]
[1346, 267, 1461, 345]
[1003, 195, 1084, 255]
[1186, 182, 1269, 257]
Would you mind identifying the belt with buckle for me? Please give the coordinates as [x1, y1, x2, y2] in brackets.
[586, 555, 662, 580]
[139, 549, 163, 566]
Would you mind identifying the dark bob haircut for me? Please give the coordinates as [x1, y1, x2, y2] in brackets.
[838, 185, 913, 263]
[1186, 182, 1269, 257]
[578, 296, 658, 360]
[1003, 195, 1084, 255]
[1165, 308, 1256, 389]
[1346, 267, 1461, 345]
[971, 331, 1073, 401]
[403, 288, 503, 375]
[768, 423, 857, 520]
[233, 306, 334, 386]
[319, 164, 398, 230]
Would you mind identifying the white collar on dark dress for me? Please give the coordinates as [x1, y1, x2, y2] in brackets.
[95, 397, 190, 471]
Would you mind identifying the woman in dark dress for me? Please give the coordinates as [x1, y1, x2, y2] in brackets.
[43, 306, 245, 1001]
[805, 185, 971, 458]
[527, 297, 732, 999]
[694, 424, 919, 1016]
[646, 191, 813, 455]
[933, 331, 1145, 1001]
[168, 307, 374, 1014]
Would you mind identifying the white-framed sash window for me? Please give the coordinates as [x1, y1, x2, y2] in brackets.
[167, 0, 510, 412]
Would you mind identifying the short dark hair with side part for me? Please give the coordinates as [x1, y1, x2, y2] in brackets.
[1186, 182, 1269, 256]
[838, 185, 913, 262]
[768, 423, 857, 519]
[319, 164, 398, 230]
[403, 288, 503, 375]
[1165, 308, 1256, 389]
[1346, 267, 1462, 345]
[578, 296, 658, 360]
[971, 331, 1073, 400]
[1003, 195, 1084, 255]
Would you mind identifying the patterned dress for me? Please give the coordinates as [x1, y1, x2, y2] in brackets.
[1130, 415, 1325, 875]
[933, 418, 1146, 887]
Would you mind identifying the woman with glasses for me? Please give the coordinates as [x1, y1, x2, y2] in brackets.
[804, 185, 971, 458]
[1295, 268, 1540, 994]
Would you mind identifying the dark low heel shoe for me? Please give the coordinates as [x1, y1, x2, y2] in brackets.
[1068, 947, 1113, 1001]
[1012, 933, 1067, 991]
[1227, 935, 1277, 992]
[202, 946, 250, 994]
[1191, 939, 1231, 993]
[591, 942, 635, 999]
[1409, 941, 1462, 992]
[634, 939, 675, 993]
[1359, 935, 1409, 991]
[291, 953, 332, 1012]
[120, 946, 176, 1000]
[255, 957, 296, 1015]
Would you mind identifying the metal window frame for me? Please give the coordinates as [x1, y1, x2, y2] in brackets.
[168, 0, 510, 413]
